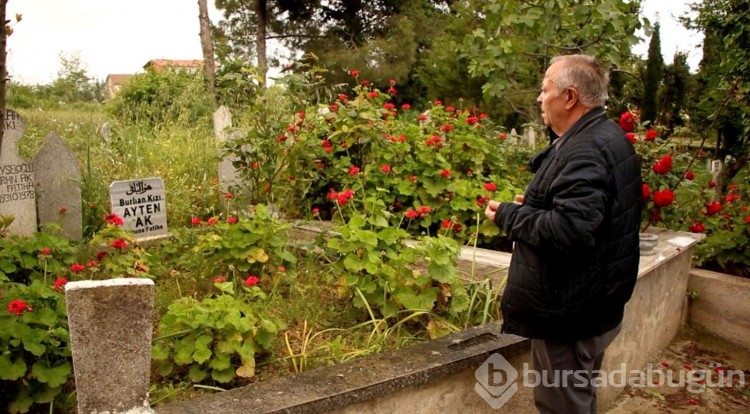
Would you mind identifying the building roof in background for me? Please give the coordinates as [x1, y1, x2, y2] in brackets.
[105, 74, 133, 84]
[143, 59, 204, 70]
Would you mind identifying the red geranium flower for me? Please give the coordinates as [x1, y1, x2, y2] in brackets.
[440, 169, 451, 178]
[40, 247, 51, 256]
[405, 209, 419, 219]
[52, 278, 68, 291]
[417, 114, 428, 121]
[689, 223, 706, 233]
[625, 132, 636, 144]
[618, 111, 636, 133]
[441, 219, 452, 229]
[96, 251, 108, 261]
[7, 299, 32, 317]
[652, 155, 673, 175]
[227, 217, 238, 224]
[103, 213, 124, 226]
[498, 133, 507, 140]
[684, 171, 695, 180]
[380, 165, 391, 173]
[401, 103, 411, 110]
[705, 201, 722, 216]
[744, 216, 750, 224]
[409, 175, 417, 182]
[349, 69, 359, 77]
[224, 192, 234, 199]
[652, 189, 675, 207]
[645, 129, 658, 141]
[484, 182, 497, 192]
[348, 166, 360, 176]
[110, 239, 128, 250]
[708, 181, 717, 188]
[244, 275, 260, 287]
[642, 184, 651, 201]
[417, 206, 432, 216]
[368, 91, 378, 98]
[191, 217, 201, 226]
[70, 263, 86, 273]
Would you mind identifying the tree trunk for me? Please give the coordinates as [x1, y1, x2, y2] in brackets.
[256, 0, 268, 88]
[0, 0, 8, 158]
[198, 0, 216, 104]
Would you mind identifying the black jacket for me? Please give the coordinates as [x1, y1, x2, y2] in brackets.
[495, 107, 642, 341]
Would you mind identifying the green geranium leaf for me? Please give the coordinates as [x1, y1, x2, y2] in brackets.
[428, 261, 456, 283]
[211, 367, 235, 383]
[31, 360, 71, 388]
[189, 365, 208, 382]
[192, 347, 212, 364]
[393, 287, 437, 311]
[0, 354, 27, 380]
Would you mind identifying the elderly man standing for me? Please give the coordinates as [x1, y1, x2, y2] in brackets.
[484, 54, 642, 414]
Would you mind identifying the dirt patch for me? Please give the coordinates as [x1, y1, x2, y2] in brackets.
[607, 328, 750, 413]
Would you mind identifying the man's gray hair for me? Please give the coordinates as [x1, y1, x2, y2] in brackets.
[549, 54, 609, 107]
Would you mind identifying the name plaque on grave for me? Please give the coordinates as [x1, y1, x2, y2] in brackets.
[109, 177, 168, 240]
[0, 108, 37, 236]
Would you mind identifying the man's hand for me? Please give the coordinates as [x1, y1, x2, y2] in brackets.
[484, 200, 501, 222]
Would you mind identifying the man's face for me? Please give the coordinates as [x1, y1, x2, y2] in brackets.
[537, 62, 569, 136]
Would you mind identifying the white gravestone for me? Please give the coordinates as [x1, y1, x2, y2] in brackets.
[109, 177, 168, 241]
[0, 109, 37, 237]
[213, 105, 244, 193]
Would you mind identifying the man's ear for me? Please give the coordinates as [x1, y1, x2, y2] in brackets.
[565, 88, 579, 109]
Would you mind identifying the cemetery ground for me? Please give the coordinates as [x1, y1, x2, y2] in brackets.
[607, 328, 750, 413]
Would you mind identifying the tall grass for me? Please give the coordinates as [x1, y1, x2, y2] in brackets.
[16, 104, 220, 236]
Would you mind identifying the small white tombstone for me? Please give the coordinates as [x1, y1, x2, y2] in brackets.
[0, 109, 37, 237]
[100, 122, 111, 143]
[213, 106, 244, 193]
[109, 177, 168, 241]
[710, 159, 722, 181]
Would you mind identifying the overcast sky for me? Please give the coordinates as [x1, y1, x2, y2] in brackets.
[6, 0, 704, 85]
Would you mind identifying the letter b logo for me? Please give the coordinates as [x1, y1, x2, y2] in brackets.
[475, 353, 519, 409]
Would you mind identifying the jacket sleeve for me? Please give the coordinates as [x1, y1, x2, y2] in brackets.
[496, 157, 609, 250]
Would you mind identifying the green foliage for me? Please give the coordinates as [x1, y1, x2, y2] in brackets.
[659, 52, 693, 137]
[641, 23, 663, 125]
[190, 204, 298, 279]
[464, 0, 642, 122]
[106, 69, 214, 127]
[152, 290, 285, 385]
[0, 231, 77, 413]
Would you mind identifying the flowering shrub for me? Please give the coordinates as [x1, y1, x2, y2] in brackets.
[224, 68, 527, 245]
[630, 129, 693, 230]
[0, 230, 77, 413]
[681, 180, 750, 277]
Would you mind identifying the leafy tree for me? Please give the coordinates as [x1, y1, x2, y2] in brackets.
[462, 0, 643, 125]
[48, 52, 103, 103]
[658, 52, 692, 137]
[641, 23, 663, 126]
[685, 0, 750, 192]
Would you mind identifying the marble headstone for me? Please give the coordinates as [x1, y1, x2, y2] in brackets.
[109, 177, 168, 241]
[0, 109, 36, 237]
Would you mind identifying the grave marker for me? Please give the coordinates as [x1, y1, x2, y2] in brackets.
[66, 278, 155, 414]
[33, 132, 83, 240]
[109, 177, 168, 240]
[100, 122, 110, 143]
[213, 105, 244, 193]
[0, 108, 37, 237]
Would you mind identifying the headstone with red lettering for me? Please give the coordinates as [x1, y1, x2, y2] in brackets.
[109, 177, 168, 241]
[0, 109, 37, 237]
